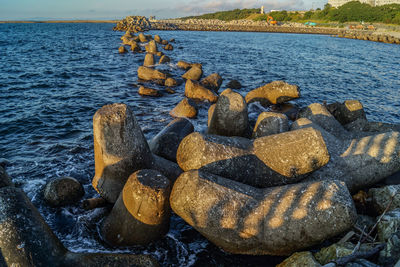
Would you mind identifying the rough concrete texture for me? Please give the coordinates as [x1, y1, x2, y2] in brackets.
[369, 185, 400, 214]
[182, 66, 203, 81]
[245, 81, 300, 106]
[200, 73, 223, 93]
[208, 89, 249, 137]
[149, 118, 194, 162]
[143, 53, 155, 66]
[177, 128, 330, 188]
[137, 66, 167, 81]
[170, 170, 356, 255]
[184, 79, 218, 103]
[43, 177, 84, 207]
[101, 170, 171, 246]
[252, 112, 289, 138]
[345, 118, 400, 134]
[292, 118, 400, 192]
[92, 103, 152, 203]
[169, 98, 198, 118]
[150, 154, 183, 183]
[276, 252, 321, 267]
[327, 100, 366, 125]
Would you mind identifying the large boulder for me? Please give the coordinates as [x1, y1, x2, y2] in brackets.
[182, 66, 203, 81]
[92, 103, 152, 203]
[169, 98, 198, 118]
[101, 170, 171, 246]
[43, 177, 84, 207]
[292, 118, 400, 192]
[143, 53, 155, 66]
[149, 118, 194, 162]
[184, 79, 218, 103]
[137, 66, 167, 81]
[245, 81, 300, 106]
[177, 128, 330, 188]
[252, 112, 289, 138]
[208, 89, 248, 137]
[200, 73, 223, 93]
[326, 100, 367, 125]
[170, 170, 356, 255]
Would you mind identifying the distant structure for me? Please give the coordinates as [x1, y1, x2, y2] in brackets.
[328, 0, 400, 7]
[261, 6, 265, 14]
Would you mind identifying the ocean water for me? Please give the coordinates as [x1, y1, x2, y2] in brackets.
[1, 23, 400, 266]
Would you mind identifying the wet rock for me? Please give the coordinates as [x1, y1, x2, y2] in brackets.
[143, 53, 155, 66]
[154, 34, 162, 43]
[138, 33, 148, 42]
[164, 77, 177, 87]
[327, 100, 367, 125]
[252, 112, 289, 138]
[100, 170, 171, 246]
[121, 36, 134, 46]
[137, 66, 167, 81]
[184, 79, 218, 103]
[145, 40, 158, 54]
[44, 177, 84, 207]
[207, 104, 216, 127]
[226, 79, 242, 89]
[149, 118, 194, 162]
[0, 166, 13, 188]
[170, 170, 356, 255]
[292, 118, 400, 192]
[156, 52, 164, 57]
[118, 46, 126, 53]
[161, 40, 169, 45]
[138, 86, 162, 97]
[182, 66, 203, 81]
[169, 98, 198, 118]
[165, 88, 176, 94]
[169, 38, 175, 42]
[344, 118, 400, 134]
[271, 103, 299, 121]
[164, 44, 173, 50]
[200, 73, 223, 93]
[277, 252, 321, 267]
[177, 60, 192, 70]
[150, 154, 183, 183]
[177, 128, 330, 188]
[130, 42, 141, 52]
[0, 158, 11, 168]
[208, 89, 248, 137]
[159, 55, 170, 64]
[92, 103, 152, 203]
[245, 81, 300, 106]
[314, 242, 374, 265]
[369, 185, 400, 214]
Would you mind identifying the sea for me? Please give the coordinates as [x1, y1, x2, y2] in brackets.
[1, 22, 400, 266]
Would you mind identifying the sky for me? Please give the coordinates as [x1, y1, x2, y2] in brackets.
[0, 0, 327, 21]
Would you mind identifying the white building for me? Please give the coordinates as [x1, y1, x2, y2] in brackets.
[328, 0, 400, 7]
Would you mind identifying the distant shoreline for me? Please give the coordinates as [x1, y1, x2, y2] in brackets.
[0, 20, 118, 24]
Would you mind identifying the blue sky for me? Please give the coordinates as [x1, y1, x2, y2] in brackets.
[0, 0, 327, 20]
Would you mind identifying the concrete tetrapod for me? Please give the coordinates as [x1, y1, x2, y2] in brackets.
[92, 103, 153, 203]
[0, 186, 158, 267]
[292, 118, 400, 192]
[245, 81, 300, 106]
[177, 128, 330, 188]
[170, 170, 357, 256]
[101, 170, 171, 246]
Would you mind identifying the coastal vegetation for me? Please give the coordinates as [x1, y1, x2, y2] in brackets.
[182, 1, 400, 25]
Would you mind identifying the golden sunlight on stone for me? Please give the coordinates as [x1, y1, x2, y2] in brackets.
[268, 187, 298, 229]
[381, 132, 398, 163]
[292, 182, 321, 220]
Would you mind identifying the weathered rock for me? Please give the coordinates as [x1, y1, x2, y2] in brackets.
[118, 46, 126, 53]
[101, 170, 171, 246]
[292, 118, 400, 192]
[177, 128, 330, 187]
[149, 118, 194, 162]
[154, 35, 162, 43]
[138, 33, 148, 42]
[182, 66, 203, 81]
[164, 44, 173, 51]
[345, 118, 400, 134]
[314, 242, 374, 265]
[226, 79, 242, 89]
[156, 51, 164, 57]
[277, 252, 321, 267]
[164, 77, 177, 87]
[137, 66, 167, 81]
[143, 53, 155, 66]
[252, 112, 289, 138]
[161, 40, 168, 45]
[92, 103, 152, 203]
[0, 166, 13, 188]
[138, 86, 162, 97]
[43, 177, 84, 207]
[177, 60, 192, 70]
[150, 154, 183, 183]
[245, 81, 300, 106]
[0, 186, 158, 267]
[369, 185, 400, 214]
[145, 40, 158, 54]
[170, 170, 356, 255]
[208, 89, 248, 137]
[207, 104, 216, 127]
[169, 98, 198, 118]
[377, 209, 400, 242]
[159, 55, 170, 64]
[200, 73, 223, 93]
[327, 100, 367, 125]
[184, 79, 218, 103]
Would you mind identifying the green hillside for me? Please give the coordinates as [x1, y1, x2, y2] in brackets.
[181, 8, 260, 21]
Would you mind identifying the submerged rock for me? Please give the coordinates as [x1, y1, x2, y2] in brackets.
[177, 128, 330, 188]
[184, 79, 218, 102]
[92, 103, 152, 203]
[169, 98, 198, 118]
[245, 81, 300, 106]
[226, 79, 242, 89]
[164, 44, 173, 51]
[43, 177, 84, 207]
[170, 170, 356, 255]
[252, 112, 289, 138]
[0, 166, 12, 188]
[118, 46, 126, 53]
[101, 170, 171, 246]
[164, 77, 178, 87]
